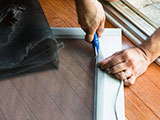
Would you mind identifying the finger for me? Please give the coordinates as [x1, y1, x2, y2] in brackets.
[85, 33, 94, 43]
[97, 20, 105, 37]
[85, 27, 98, 43]
[110, 62, 127, 73]
[98, 51, 121, 65]
[98, 57, 111, 65]
[124, 75, 136, 87]
[101, 54, 124, 70]
[85, 23, 98, 43]
[114, 69, 132, 80]
[80, 25, 94, 43]
[81, 25, 87, 33]
[98, 56, 112, 66]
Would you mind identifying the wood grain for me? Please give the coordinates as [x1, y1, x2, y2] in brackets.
[11, 75, 67, 120]
[0, 0, 159, 120]
[0, 80, 36, 120]
[40, 0, 160, 120]
[0, 109, 6, 120]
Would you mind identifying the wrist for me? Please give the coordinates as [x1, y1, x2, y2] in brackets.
[138, 46, 151, 64]
[138, 45, 153, 64]
[138, 29, 160, 63]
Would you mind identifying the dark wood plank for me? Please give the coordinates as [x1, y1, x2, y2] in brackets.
[58, 41, 94, 110]
[0, 80, 36, 120]
[11, 75, 68, 120]
[0, 109, 7, 120]
[35, 47, 93, 120]
[60, 40, 95, 79]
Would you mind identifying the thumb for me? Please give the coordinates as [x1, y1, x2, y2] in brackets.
[85, 26, 97, 43]
[85, 32, 95, 43]
[97, 20, 105, 37]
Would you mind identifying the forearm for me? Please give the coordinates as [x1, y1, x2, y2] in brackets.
[139, 28, 160, 63]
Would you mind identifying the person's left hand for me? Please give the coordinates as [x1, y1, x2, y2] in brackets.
[98, 47, 151, 86]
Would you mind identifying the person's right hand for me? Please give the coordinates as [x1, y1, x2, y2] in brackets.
[75, 0, 105, 42]
[104, 0, 119, 2]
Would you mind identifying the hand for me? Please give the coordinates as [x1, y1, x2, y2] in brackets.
[104, 0, 119, 2]
[98, 47, 151, 86]
[75, 0, 105, 42]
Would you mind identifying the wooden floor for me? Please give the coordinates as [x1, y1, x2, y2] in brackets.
[0, 0, 159, 120]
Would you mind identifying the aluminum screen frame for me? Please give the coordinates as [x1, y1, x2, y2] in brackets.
[51, 27, 125, 120]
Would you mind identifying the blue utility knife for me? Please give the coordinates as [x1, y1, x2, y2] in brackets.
[92, 33, 99, 56]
